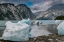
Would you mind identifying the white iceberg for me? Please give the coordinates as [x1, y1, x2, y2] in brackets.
[20, 18, 30, 25]
[55, 20, 61, 24]
[2, 19, 30, 41]
[57, 21, 64, 35]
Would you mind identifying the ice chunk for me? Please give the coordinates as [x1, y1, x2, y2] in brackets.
[57, 21, 64, 35]
[21, 18, 30, 25]
[55, 20, 61, 24]
[2, 19, 30, 41]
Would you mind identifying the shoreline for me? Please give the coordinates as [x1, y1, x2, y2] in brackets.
[0, 33, 64, 42]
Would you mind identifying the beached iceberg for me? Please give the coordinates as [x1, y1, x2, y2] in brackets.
[2, 19, 30, 41]
[57, 21, 64, 35]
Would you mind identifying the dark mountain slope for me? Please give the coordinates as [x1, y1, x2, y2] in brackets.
[0, 3, 34, 20]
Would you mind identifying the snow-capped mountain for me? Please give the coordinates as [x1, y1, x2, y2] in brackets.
[36, 4, 64, 20]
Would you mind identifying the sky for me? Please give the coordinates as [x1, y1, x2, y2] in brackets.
[0, 0, 64, 13]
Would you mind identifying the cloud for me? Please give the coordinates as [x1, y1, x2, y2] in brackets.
[31, 0, 64, 13]
[31, 1, 53, 13]
[0, 0, 28, 2]
[52, 0, 63, 5]
[0, 0, 30, 5]
[30, 0, 52, 3]
[0, 0, 29, 4]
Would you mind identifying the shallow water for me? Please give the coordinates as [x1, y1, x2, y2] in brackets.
[30, 25, 52, 37]
[30, 24, 58, 37]
[0, 30, 4, 37]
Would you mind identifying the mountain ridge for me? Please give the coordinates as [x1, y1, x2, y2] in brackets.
[0, 3, 34, 20]
[36, 4, 64, 20]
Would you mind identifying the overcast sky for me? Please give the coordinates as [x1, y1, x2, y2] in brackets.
[0, 0, 64, 13]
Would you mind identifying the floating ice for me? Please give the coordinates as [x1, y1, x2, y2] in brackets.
[2, 19, 30, 41]
[55, 20, 61, 24]
[57, 21, 64, 35]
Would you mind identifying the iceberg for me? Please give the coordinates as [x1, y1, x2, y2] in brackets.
[57, 21, 64, 35]
[55, 20, 61, 24]
[20, 18, 31, 25]
[2, 19, 30, 41]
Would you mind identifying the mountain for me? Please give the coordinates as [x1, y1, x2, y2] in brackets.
[0, 3, 34, 20]
[36, 4, 64, 20]
[34, 11, 42, 17]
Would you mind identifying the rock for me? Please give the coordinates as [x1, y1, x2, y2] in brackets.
[1, 33, 64, 42]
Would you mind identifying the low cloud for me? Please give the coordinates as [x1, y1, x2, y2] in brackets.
[0, 0, 29, 4]
[31, 0, 64, 13]
[31, 1, 53, 13]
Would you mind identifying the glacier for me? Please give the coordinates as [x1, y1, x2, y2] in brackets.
[2, 19, 30, 41]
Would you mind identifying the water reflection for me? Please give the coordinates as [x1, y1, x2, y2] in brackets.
[31, 20, 63, 34]
[0, 30, 4, 37]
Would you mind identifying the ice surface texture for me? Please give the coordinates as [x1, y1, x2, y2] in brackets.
[2, 19, 30, 41]
[57, 21, 64, 35]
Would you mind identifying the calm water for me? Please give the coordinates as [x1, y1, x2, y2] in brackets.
[31, 20, 58, 25]
[0, 20, 60, 30]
